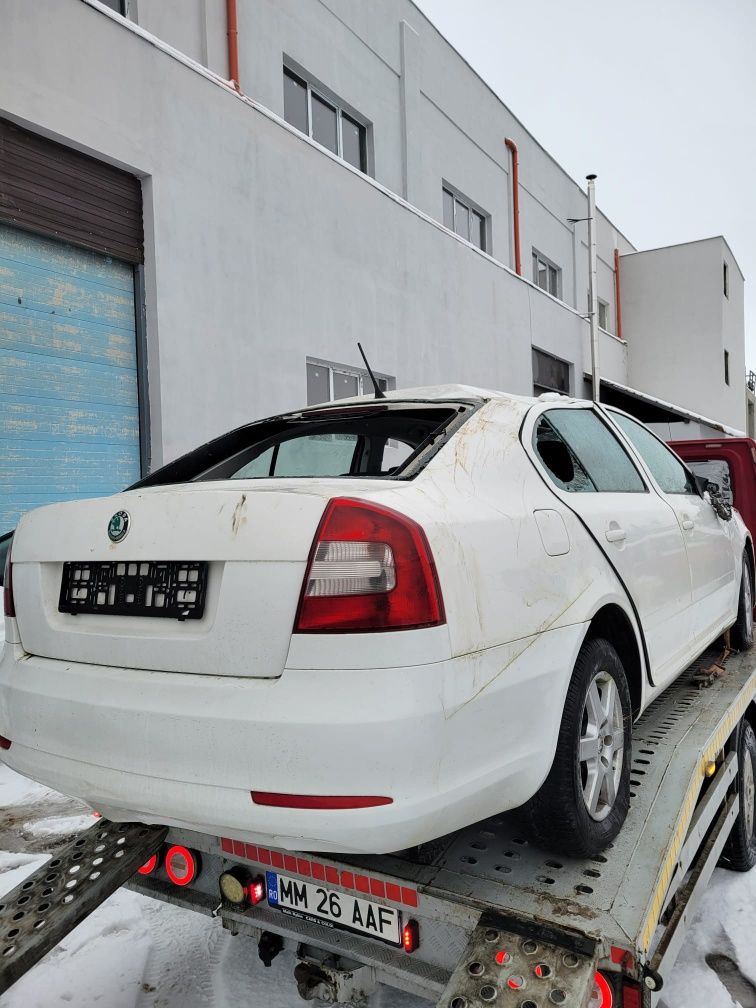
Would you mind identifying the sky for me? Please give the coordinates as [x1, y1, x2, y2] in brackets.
[413, 0, 756, 371]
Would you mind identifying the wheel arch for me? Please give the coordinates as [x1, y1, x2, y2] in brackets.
[583, 603, 644, 719]
[742, 699, 756, 740]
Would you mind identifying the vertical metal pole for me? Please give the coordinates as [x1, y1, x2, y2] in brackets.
[586, 174, 600, 403]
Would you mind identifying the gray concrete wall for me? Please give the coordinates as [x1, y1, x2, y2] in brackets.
[3, 0, 608, 469]
[622, 238, 746, 431]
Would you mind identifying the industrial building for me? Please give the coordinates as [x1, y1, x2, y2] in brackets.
[0, 0, 746, 535]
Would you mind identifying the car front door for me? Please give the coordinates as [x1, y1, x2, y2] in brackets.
[607, 410, 737, 655]
[530, 405, 693, 687]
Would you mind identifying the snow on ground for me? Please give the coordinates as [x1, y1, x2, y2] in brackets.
[1, 763, 755, 1008]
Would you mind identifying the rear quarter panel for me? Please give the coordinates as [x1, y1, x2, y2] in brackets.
[356, 400, 642, 671]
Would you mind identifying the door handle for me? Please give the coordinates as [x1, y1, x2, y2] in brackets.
[605, 526, 626, 543]
[681, 519, 694, 530]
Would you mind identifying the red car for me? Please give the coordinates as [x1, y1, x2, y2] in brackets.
[671, 437, 756, 597]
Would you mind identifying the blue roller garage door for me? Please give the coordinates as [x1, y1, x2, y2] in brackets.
[0, 223, 141, 535]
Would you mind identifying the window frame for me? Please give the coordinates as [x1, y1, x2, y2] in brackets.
[441, 183, 489, 252]
[532, 347, 571, 396]
[532, 249, 562, 299]
[604, 407, 701, 498]
[283, 65, 369, 174]
[598, 298, 610, 332]
[533, 405, 648, 495]
[306, 358, 395, 406]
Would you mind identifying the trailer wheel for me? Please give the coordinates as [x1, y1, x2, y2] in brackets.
[523, 637, 632, 858]
[720, 719, 756, 872]
[731, 553, 754, 652]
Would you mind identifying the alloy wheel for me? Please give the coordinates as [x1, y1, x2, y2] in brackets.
[579, 671, 624, 822]
[744, 748, 755, 843]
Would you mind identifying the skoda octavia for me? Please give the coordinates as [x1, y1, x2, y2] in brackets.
[1, 386, 752, 857]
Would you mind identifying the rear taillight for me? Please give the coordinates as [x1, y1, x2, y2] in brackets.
[164, 845, 201, 887]
[3, 541, 14, 618]
[590, 971, 614, 1008]
[137, 852, 160, 876]
[294, 498, 445, 633]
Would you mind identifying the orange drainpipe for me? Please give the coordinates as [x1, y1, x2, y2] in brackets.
[613, 247, 623, 341]
[504, 138, 522, 276]
[226, 0, 240, 91]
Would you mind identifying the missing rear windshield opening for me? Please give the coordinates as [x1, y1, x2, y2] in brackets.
[133, 403, 476, 487]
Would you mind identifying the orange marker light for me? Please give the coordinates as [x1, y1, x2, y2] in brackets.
[402, 920, 419, 953]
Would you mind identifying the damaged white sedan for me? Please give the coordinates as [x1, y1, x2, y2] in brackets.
[1, 386, 752, 857]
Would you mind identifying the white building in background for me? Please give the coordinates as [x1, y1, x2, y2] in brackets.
[0, 0, 747, 535]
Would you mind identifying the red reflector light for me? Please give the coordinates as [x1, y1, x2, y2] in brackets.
[621, 980, 642, 1008]
[3, 540, 14, 618]
[591, 971, 613, 1008]
[248, 876, 265, 905]
[164, 845, 200, 887]
[137, 853, 159, 876]
[0, 736, 11, 751]
[251, 792, 392, 810]
[495, 949, 511, 966]
[402, 919, 419, 953]
[294, 498, 445, 633]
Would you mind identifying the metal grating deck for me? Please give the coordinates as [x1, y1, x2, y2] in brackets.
[348, 645, 756, 957]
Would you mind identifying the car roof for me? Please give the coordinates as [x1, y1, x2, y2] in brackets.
[303, 383, 576, 410]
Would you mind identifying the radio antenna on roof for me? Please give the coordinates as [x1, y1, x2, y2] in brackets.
[357, 342, 387, 399]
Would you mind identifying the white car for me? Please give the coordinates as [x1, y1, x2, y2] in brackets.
[0, 386, 752, 857]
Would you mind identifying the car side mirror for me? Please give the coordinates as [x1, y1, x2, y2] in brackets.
[705, 484, 732, 521]
[694, 473, 709, 497]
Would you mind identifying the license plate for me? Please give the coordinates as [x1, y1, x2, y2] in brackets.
[266, 871, 401, 946]
[58, 561, 208, 620]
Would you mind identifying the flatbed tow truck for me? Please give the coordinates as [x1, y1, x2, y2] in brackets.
[2, 642, 755, 1008]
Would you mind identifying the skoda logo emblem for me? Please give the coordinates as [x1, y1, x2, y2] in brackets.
[108, 510, 130, 543]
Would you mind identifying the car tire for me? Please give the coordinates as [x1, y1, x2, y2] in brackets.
[719, 720, 756, 872]
[522, 637, 632, 858]
[730, 553, 754, 652]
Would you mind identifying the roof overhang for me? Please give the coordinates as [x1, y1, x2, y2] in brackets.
[586, 376, 746, 437]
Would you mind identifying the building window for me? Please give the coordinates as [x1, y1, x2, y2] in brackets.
[283, 68, 367, 173]
[99, 0, 127, 12]
[442, 186, 487, 251]
[724, 350, 730, 386]
[598, 299, 609, 332]
[532, 348, 570, 396]
[533, 250, 561, 298]
[306, 360, 394, 405]
[723, 261, 729, 298]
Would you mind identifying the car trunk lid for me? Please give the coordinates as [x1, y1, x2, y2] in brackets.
[11, 481, 389, 677]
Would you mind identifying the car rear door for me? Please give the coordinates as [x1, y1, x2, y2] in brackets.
[529, 405, 693, 687]
[607, 410, 738, 654]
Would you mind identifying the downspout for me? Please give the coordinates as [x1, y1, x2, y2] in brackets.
[504, 138, 522, 276]
[613, 247, 624, 341]
[226, 0, 240, 91]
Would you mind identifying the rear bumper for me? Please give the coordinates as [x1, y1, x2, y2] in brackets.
[0, 626, 584, 853]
